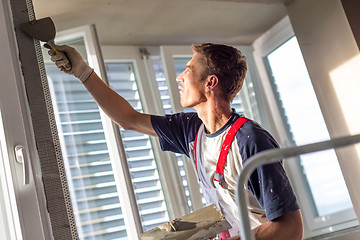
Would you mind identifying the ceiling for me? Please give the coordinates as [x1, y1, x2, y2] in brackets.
[32, 0, 289, 46]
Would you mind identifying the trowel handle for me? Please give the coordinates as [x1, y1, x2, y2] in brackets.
[47, 41, 72, 71]
[47, 40, 59, 55]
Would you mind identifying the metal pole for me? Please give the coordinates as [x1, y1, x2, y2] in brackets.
[236, 133, 360, 240]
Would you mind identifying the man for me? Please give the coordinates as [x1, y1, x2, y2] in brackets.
[48, 43, 303, 239]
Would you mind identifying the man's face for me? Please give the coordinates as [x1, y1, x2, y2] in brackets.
[176, 53, 208, 108]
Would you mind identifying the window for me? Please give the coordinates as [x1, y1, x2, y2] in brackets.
[253, 16, 359, 237]
[266, 37, 352, 216]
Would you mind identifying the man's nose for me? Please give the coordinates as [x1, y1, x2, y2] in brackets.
[176, 71, 184, 83]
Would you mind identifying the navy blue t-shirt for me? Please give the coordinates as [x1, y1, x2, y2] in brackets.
[151, 112, 299, 222]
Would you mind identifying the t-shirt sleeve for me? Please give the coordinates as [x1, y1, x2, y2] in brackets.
[237, 121, 300, 221]
[151, 112, 202, 158]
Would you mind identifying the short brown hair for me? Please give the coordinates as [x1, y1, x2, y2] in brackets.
[192, 43, 247, 102]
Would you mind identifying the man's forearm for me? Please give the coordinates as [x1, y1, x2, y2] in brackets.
[83, 71, 156, 136]
[255, 210, 303, 240]
[225, 209, 303, 240]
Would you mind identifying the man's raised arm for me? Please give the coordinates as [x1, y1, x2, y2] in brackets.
[48, 45, 156, 137]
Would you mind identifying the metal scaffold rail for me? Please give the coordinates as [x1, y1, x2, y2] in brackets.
[236, 133, 360, 240]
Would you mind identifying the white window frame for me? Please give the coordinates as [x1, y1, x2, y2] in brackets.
[234, 46, 270, 129]
[252, 16, 359, 238]
[0, 0, 53, 238]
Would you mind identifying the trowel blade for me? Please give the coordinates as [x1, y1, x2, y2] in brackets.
[20, 17, 56, 42]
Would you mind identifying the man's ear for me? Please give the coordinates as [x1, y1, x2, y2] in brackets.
[205, 75, 219, 92]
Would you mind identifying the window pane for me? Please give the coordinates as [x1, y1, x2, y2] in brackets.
[105, 62, 169, 231]
[44, 40, 127, 239]
[266, 37, 353, 216]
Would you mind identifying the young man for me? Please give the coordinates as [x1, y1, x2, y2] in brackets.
[48, 43, 303, 239]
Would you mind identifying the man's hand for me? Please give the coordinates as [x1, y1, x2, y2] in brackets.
[48, 45, 93, 83]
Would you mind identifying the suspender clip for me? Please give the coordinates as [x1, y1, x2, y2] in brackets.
[214, 172, 225, 188]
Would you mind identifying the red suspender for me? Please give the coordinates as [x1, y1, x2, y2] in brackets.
[195, 117, 248, 239]
[215, 117, 248, 182]
[194, 117, 249, 185]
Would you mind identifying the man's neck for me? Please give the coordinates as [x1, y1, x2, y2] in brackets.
[195, 100, 233, 134]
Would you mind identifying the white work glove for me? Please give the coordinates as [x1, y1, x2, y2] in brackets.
[47, 45, 94, 83]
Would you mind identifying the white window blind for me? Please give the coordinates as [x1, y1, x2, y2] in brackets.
[105, 62, 169, 231]
[46, 64, 127, 240]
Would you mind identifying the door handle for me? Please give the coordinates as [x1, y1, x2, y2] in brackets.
[14, 145, 29, 185]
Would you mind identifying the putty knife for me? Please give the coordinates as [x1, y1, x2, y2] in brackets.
[20, 17, 71, 70]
